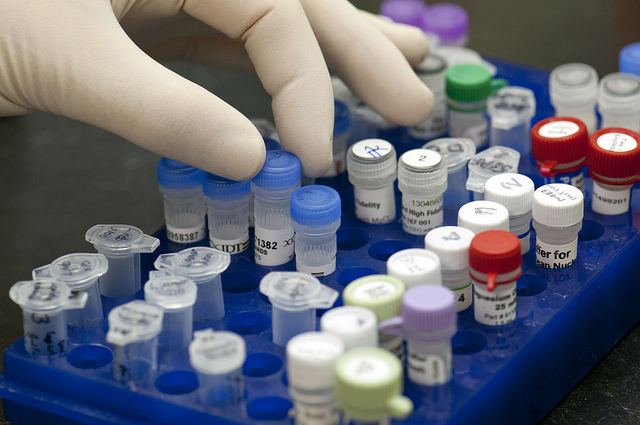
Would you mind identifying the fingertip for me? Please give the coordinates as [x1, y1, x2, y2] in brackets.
[394, 84, 435, 127]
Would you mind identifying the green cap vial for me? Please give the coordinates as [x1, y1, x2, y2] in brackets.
[446, 63, 493, 104]
[342, 275, 405, 322]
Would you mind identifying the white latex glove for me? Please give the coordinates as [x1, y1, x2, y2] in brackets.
[0, 0, 433, 179]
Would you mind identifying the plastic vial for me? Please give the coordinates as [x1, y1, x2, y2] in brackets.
[323, 100, 351, 177]
[484, 173, 535, 254]
[342, 275, 406, 360]
[378, 285, 457, 386]
[106, 300, 164, 382]
[10, 280, 87, 356]
[386, 248, 442, 288]
[320, 306, 379, 351]
[408, 54, 448, 142]
[457, 200, 510, 235]
[154, 247, 231, 322]
[379, 0, 428, 27]
[32, 253, 108, 328]
[469, 230, 522, 326]
[531, 117, 589, 192]
[347, 139, 397, 224]
[487, 86, 537, 158]
[532, 184, 584, 269]
[587, 128, 640, 215]
[259, 272, 339, 346]
[398, 149, 448, 235]
[290, 185, 341, 276]
[251, 150, 301, 266]
[144, 271, 197, 352]
[466, 146, 520, 200]
[335, 347, 413, 425]
[85, 224, 159, 298]
[286, 332, 346, 425]
[423, 137, 476, 211]
[549, 63, 599, 134]
[189, 329, 246, 408]
[597, 73, 640, 132]
[619, 42, 640, 77]
[202, 173, 251, 254]
[156, 158, 206, 244]
[434, 46, 497, 76]
[419, 3, 469, 47]
[424, 226, 476, 312]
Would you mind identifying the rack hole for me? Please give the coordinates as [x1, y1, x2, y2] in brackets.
[337, 228, 369, 250]
[452, 331, 487, 355]
[243, 353, 283, 378]
[222, 271, 260, 294]
[337, 267, 379, 286]
[517, 274, 547, 297]
[578, 219, 605, 241]
[227, 312, 271, 335]
[155, 371, 199, 395]
[247, 397, 293, 421]
[67, 345, 112, 369]
[368, 240, 412, 262]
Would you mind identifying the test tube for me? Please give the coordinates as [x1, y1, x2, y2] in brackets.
[286, 332, 346, 425]
[251, 150, 301, 266]
[154, 247, 231, 322]
[320, 306, 379, 351]
[469, 230, 522, 326]
[532, 184, 584, 269]
[144, 271, 197, 352]
[549, 63, 599, 134]
[342, 275, 405, 360]
[597, 73, 640, 133]
[586, 128, 640, 215]
[106, 300, 164, 382]
[189, 329, 246, 408]
[85, 224, 160, 298]
[335, 348, 413, 425]
[423, 137, 476, 212]
[386, 248, 442, 288]
[418, 3, 469, 47]
[347, 139, 397, 224]
[259, 272, 339, 346]
[379, 285, 457, 386]
[322, 100, 351, 177]
[290, 185, 342, 276]
[457, 200, 510, 235]
[32, 253, 108, 328]
[10, 280, 87, 356]
[424, 226, 476, 312]
[202, 173, 251, 254]
[408, 54, 448, 142]
[156, 158, 207, 244]
[398, 149, 448, 235]
[487, 86, 537, 159]
[466, 146, 520, 200]
[531, 117, 589, 192]
[484, 173, 535, 254]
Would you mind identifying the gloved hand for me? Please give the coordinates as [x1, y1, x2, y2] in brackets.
[0, 0, 433, 179]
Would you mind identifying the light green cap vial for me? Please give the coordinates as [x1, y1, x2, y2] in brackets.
[342, 275, 405, 322]
[335, 347, 413, 422]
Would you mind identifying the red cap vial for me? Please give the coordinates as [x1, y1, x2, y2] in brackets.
[587, 128, 640, 185]
[469, 230, 522, 291]
[531, 117, 589, 177]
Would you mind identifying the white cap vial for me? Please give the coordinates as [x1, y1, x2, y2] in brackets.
[347, 139, 397, 224]
[386, 248, 442, 288]
[290, 185, 341, 276]
[532, 184, 584, 269]
[466, 146, 520, 199]
[457, 200, 510, 235]
[398, 149, 448, 235]
[549, 63, 599, 134]
[85, 224, 159, 298]
[487, 86, 536, 157]
[409, 54, 448, 141]
[597, 73, 640, 133]
[484, 173, 535, 254]
[320, 306, 379, 350]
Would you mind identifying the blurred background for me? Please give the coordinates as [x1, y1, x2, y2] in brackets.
[1, 0, 640, 423]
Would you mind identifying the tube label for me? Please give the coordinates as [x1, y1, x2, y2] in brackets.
[591, 183, 631, 215]
[296, 260, 336, 278]
[166, 223, 206, 244]
[408, 352, 449, 386]
[354, 186, 396, 224]
[473, 282, 517, 326]
[535, 238, 578, 269]
[210, 233, 250, 254]
[254, 226, 295, 266]
[294, 403, 339, 425]
[450, 281, 472, 312]
[401, 194, 444, 235]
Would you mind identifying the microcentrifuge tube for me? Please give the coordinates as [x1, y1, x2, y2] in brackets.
[587, 128, 640, 215]
[320, 306, 379, 351]
[10, 280, 87, 356]
[397, 149, 448, 235]
[287, 332, 346, 425]
[532, 184, 584, 269]
[156, 158, 206, 244]
[259, 272, 339, 346]
[290, 185, 341, 276]
[408, 54, 448, 142]
[457, 200, 509, 235]
[202, 172, 251, 254]
[347, 139, 397, 224]
[466, 146, 520, 200]
[342, 275, 406, 360]
[379, 285, 457, 386]
[106, 300, 164, 382]
[154, 247, 230, 322]
[469, 230, 522, 326]
[251, 150, 301, 266]
[386, 248, 442, 288]
[32, 253, 108, 328]
[487, 86, 536, 158]
[484, 173, 535, 254]
[424, 226, 476, 312]
[144, 271, 197, 352]
[549, 63, 599, 134]
[597, 73, 640, 133]
[189, 329, 246, 408]
[531, 117, 589, 192]
[85, 224, 159, 298]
